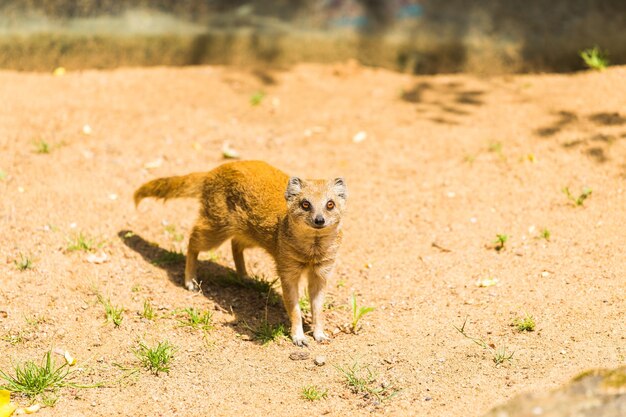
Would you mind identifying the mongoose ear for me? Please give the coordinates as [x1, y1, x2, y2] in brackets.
[333, 177, 348, 200]
[285, 177, 303, 201]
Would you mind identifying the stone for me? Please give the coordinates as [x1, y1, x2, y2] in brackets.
[483, 366, 626, 417]
[289, 351, 310, 361]
[314, 355, 326, 366]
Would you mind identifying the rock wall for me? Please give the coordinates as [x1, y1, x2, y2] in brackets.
[1, 1, 625, 73]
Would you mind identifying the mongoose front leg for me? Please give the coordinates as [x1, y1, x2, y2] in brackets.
[278, 265, 307, 346]
[309, 263, 333, 343]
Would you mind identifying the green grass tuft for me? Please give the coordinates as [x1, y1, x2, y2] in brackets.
[563, 187, 592, 206]
[177, 307, 213, 331]
[163, 224, 184, 242]
[513, 314, 536, 332]
[0, 351, 68, 397]
[66, 232, 100, 252]
[135, 341, 176, 375]
[250, 91, 266, 106]
[301, 385, 328, 401]
[14, 253, 34, 271]
[141, 300, 155, 320]
[299, 296, 311, 315]
[33, 139, 51, 154]
[97, 294, 124, 327]
[454, 317, 514, 365]
[350, 294, 374, 334]
[580, 46, 609, 70]
[493, 234, 508, 251]
[248, 320, 287, 345]
[336, 360, 399, 402]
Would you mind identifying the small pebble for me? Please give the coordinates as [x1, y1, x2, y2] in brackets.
[424, 396, 432, 401]
[352, 131, 367, 143]
[314, 355, 326, 366]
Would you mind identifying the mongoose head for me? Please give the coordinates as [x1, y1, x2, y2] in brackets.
[284, 177, 348, 231]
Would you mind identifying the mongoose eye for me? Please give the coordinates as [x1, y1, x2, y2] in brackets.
[326, 200, 335, 210]
[300, 200, 311, 211]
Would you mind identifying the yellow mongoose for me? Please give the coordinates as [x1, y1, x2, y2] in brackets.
[134, 160, 348, 346]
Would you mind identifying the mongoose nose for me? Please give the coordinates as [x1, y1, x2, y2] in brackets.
[314, 215, 325, 225]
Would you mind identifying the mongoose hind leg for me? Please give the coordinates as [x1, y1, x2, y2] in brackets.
[185, 222, 228, 291]
[231, 239, 248, 278]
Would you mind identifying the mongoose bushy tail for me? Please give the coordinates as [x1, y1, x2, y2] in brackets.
[134, 172, 206, 206]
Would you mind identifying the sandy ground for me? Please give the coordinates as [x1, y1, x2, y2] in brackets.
[0, 63, 625, 417]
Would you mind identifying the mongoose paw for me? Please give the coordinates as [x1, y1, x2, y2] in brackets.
[292, 335, 309, 347]
[313, 332, 331, 343]
[185, 280, 200, 292]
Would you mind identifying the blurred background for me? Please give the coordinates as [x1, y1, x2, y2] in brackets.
[1, 0, 625, 73]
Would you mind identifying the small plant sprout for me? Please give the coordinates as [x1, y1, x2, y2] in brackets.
[135, 341, 176, 375]
[250, 91, 266, 106]
[299, 296, 311, 315]
[97, 294, 124, 327]
[66, 232, 99, 252]
[336, 360, 399, 402]
[141, 300, 155, 320]
[0, 169, 7, 180]
[350, 294, 374, 334]
[454, 317, 514, 365]
[163, 224, 184, 242]
[177, 307, 213, 331]
[563, 187, 592, 206]
[14, 253, 34, 271]
[513, 314, 536, 332]
[33, 139, 50, 154]
[580, 46, 609, 71]
[301, 385, 328, 401]
[487, 142, 503, 154]
[493, 234, 508, 251]
[248, 320, 287, 345]
[539, 228, 551, 241]
[492, 346, 515, 366]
